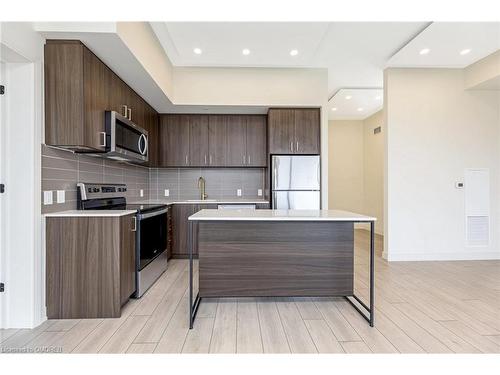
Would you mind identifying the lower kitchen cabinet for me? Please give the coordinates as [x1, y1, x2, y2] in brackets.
[46, 214, 136, 319]
[171, 204, 217, 258]
[171, 203, 269, 258]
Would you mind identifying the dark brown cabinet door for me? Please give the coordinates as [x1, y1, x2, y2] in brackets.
[294, 109, 320, 154]
[225, 115, 247, 166]
[120, 214, 136, 305]
[83, 48, 109, 151]
[159, 115, 190, 167]
[268, 109, 295, 154]
[144, 105, 159, 167]
[189, 115, 209, 167]
[172, 204, 199, 257]
[208, 115, 228, 166]
[245, 115, 267, 167]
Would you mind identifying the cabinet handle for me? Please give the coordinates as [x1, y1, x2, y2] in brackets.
[204, 154, 207, 165]
[296, 141, 299, 153]
[290, 141, 293, 152]
[99, 132, 107, 148]
[122, 105, 128, 117]
[209, 155, 212, 165]
[185, 155, 188, 165]
[128, 107, 132, 121]
[242, 155, 246, 165]
[248, 155, 251, 165]
[131, 216, 137, 232]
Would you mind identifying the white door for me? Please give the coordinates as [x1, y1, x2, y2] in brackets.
[0, 61, 6, 327]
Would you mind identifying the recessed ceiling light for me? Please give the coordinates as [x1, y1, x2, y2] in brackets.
[331, 107, 337, 111]
[242, 48, 250, 56]
[419, 48, 430, 55]
[345, 95, 352, 100]
[290, 49, 298, 56]
[460, 48, 471, 55]
[193, 48, 202, 55]
[357, 107, 364, 112]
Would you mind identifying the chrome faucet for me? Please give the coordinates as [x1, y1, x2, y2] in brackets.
[198, 176, 208, 200]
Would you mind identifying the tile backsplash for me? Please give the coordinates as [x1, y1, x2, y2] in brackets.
[149, 168, 265, 200]
[41, 144, 266, 213]
[41, 145, 149, 213]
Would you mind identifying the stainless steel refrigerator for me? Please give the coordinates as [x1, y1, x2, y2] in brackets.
[271, 155, 321, 209]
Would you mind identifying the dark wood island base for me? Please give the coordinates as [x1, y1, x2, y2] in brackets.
[187, 209, 376, 329]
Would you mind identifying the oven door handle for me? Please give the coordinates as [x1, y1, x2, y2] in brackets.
[137, 207, 169, 221]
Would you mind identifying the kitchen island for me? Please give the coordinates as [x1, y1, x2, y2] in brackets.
[187, 209, 376, 328]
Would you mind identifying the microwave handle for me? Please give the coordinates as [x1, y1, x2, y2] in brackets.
[138, 134, 148, 155]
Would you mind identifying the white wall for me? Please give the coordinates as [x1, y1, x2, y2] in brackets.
[363, 111, 384, 235]
[328, 111, 384, 235]
[385, 68, 500, 261]
[0, 22, 45, 328]
[328, 120, 365, 214]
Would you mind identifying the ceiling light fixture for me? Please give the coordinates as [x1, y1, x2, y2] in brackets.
[345, 95, 352, 100]
[290, 49, 298, 56]
[419, 48, 430, 55]
[357, 107, 364, 112]
[331, 107, 337, 111]
[193, 48, 202, 55]
[242, 48, 250, 56]
[460, 48, 471, 55]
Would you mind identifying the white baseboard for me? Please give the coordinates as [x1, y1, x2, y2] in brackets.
[385, 251, 500, 262]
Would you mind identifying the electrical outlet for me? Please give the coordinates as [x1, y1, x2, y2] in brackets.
[164, 189, 170, 197]
[257, 189, 263, 197]
[43, 191, 53, 205]
[56, 190, 65, 203]
[140, 189, 144, 197]
[237, 189, 242, 197]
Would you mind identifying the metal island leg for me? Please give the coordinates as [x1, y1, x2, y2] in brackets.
[345, 220, 375, 327]
[188, 220, 201, 329]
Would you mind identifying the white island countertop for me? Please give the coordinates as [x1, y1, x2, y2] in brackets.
[189, 209, 376, 222]
[44, 210, 137, 217]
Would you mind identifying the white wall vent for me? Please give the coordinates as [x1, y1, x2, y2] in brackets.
[464, 169, 490, 247]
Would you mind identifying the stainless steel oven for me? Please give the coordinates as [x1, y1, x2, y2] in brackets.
[135, 206, 169, 297]
[105, 110, 148, 163]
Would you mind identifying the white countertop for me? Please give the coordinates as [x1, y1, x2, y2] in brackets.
[188, 209, 376, 222]
[44, 210, 137, 217]
[131, 199, 269, 205]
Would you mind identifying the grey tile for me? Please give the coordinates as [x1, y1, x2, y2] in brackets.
[78, 154, 104, 166]
[79, 160, 104, 174]
[41, 200, 77, 214]
[79, 171, 103, 183]
[42, 167, 78, 181]
[103, 174, 124, 184]
[42, 156, 78, 170]
[42, 180, 77, 191]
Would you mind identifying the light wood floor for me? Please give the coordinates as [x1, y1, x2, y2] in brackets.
[2, 230, 500, 354]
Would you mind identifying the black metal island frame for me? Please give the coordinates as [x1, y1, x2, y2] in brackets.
[187, 209, 376, 328]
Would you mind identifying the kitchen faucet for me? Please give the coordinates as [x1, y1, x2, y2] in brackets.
[198, 176, 208, 200]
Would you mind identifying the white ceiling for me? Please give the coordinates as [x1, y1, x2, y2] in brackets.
[387, 22, 500, 68]
[329, 88, 383, 120]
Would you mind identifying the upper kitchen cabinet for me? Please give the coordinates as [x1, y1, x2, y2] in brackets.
[45, 40, 158, 157]
[158, 114, 267, 167]
[226, 115, 267, 167]
[45, 40, 108, 152]
[268, 108, 320, 155]
[245, 115, 267, 167]
[189, 115, 210, 167]
[159, 114, 190, 167]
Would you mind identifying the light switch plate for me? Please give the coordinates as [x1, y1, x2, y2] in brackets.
[140, 189, 144, 197]
[257, 189, 263, 197]
[237, 189, 242, 197]
[43, 191, 53, 205]
[56, 190, 65, 203]
[164, 189, 170, 197]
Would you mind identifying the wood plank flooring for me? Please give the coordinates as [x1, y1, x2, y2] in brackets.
[1, 229, 499, 354]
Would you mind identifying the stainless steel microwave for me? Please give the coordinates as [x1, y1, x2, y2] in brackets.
[104, 111, 148, 163]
